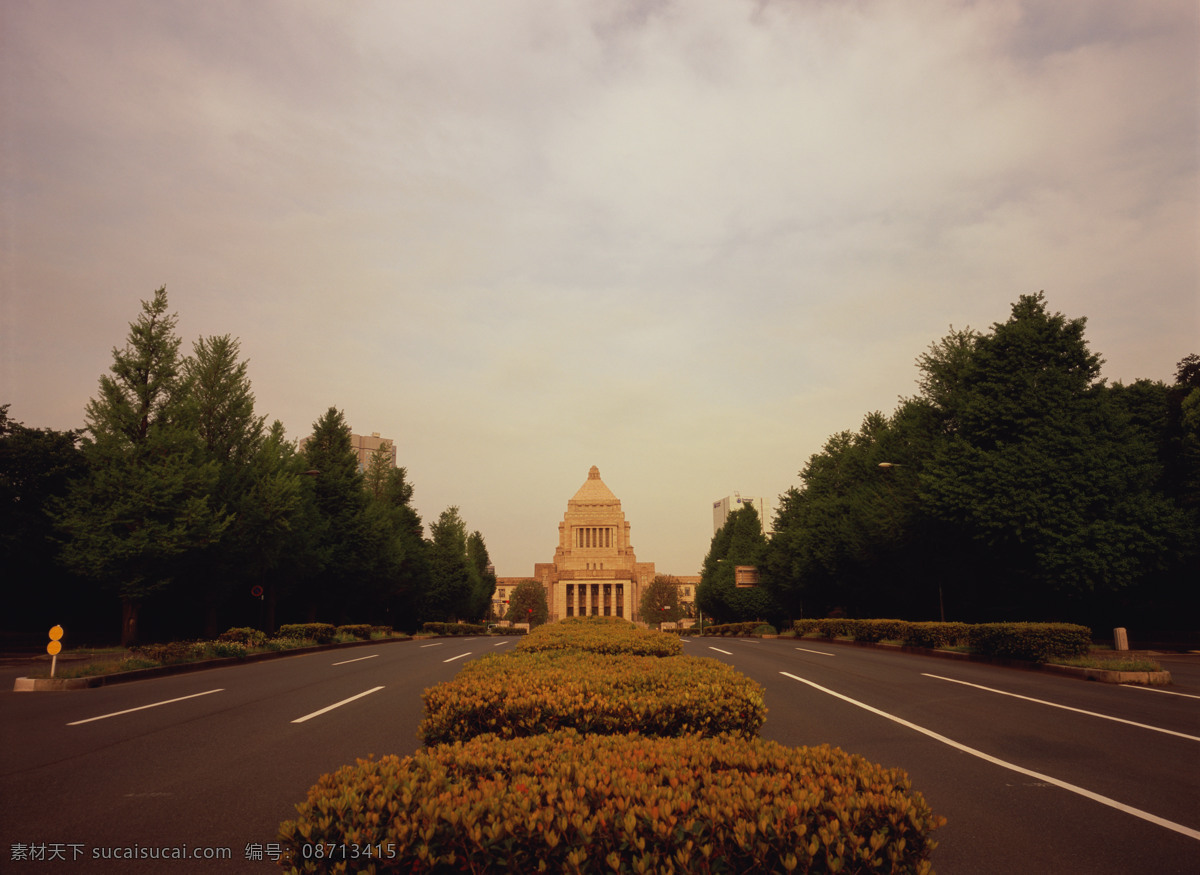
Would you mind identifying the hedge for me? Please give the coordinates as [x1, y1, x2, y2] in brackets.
[702, 621, 769, 637]
[791, 619, 1092, 662]
[277, 623, 337, 644]
[517, 619, 682, 657]
[277, 731, 944, 875]
[421, 622, 486, 636]
[968, 622, 1091, 663]
[419, 650, 766, 746]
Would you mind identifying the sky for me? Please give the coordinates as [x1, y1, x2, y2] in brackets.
[3, 0, 1197, 578]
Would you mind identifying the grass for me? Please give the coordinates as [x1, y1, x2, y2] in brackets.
[1051, 654, 1163, 672]
[28, 633, 405, 679]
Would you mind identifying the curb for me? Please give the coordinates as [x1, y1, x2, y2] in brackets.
[13, 635, 412, 692]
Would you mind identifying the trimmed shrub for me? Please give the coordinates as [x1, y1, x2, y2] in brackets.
[701, 621, 763, 637]
[277, 623, 337, 644]
[849, 619, 909, 643]
[793, 619, 822, 637]
[218, 627, 268, 647]
[968, 622, 1091, 663]
[277, 731, 944, 874]
[420, 651, 765, 746]
[818, 618, 854, 639]
[752, 623, 778, 636]
[421, 622, 486, 636]
[517, 621, 681, 657]
[902, 622, 971, 649]
[335, 624, 375, 640]
[487, 625, 527, 636]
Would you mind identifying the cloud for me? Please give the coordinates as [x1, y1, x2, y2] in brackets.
[3, 0, 1195, 574]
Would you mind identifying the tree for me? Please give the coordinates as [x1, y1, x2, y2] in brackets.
[466, 530, 497, 621]
[920, 293, 1187, 621]
[0, 407, 90, 638]
[505, 579, 549, 626]
[697, 504, 773, 623]
[297, 407, 369, 622]
[424, 506, 475, 622]
[362, 460, 429, 632]
[640, 575, 684, 627]
[51, 288, 231, 645]
[177, 334, 270, 636]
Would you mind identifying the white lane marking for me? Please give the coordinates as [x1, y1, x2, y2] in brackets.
[493, 640, 512, 647]
[923, 673, 1200, 743]
[708, 646, 733, 656]
[443, 652, 472, 663]
[68, 689, 224, 726]
[782, 672, 1200, 842]
[420, 642, 444, 648]
[1122, 685, 1200, 701]
[796, 647, 836, 656]
[332, 654, 378, 666]
[291, 686, 384, 724]
[738, 639, 762, 644]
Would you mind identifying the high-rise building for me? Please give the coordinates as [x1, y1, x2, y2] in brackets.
[712, 494, 770, 535]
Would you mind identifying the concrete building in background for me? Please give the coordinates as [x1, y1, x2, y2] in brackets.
[712, 494, 771, 535]
[349, 432, 396, 473]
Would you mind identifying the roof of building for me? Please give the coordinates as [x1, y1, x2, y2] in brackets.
[570, 465, 619, 504]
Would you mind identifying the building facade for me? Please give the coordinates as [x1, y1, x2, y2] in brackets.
[712, 494, 771, 535]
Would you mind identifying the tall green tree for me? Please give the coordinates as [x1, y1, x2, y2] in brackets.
[920, 293, 1187, 620]
[51, 288, 231, 644]
[697, 504, 773, 623]
[298, 407, 369, 622]
[362, 456, 429, 632]
[424, 506, 475, 622]
[178, 334, 270, 636]
[466, 530, 497, 621]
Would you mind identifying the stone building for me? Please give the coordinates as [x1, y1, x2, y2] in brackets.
[498, 466, 658, 623]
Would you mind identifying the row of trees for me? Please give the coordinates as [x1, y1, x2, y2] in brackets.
[699, 293, 1198, 635]
[2, 288, 496, 646]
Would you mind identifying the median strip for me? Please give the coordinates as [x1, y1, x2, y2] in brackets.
[923, 673, 1200, 742]
[291, 686, 384, 724]
[782, 671, 1200, 842]
[68, 689, 224, 726]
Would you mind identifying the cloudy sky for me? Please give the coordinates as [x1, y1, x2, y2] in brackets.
[3, 1, 1197, 577]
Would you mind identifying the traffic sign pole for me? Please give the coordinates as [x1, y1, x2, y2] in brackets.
[48, 625, 64, 678]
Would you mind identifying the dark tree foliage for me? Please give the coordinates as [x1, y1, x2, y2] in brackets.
[765, 292, 1194, 636]
[0, 407, 94, 643]
[697, 505, 776, 624]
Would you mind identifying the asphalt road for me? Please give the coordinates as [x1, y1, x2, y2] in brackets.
[2, 638, 1197, 873]
[1, 637, 514, 873]
[683, 638, 1200, 874]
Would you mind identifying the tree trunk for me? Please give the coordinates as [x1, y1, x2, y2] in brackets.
[121, 599, 140, 647]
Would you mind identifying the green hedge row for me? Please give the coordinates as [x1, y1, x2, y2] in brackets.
[792, 619, 1091, 662]
[419, 650, 765, 746]
[421, 622, 486, 636]
[517, 617, 682, 657]
[702, 621, 774, 637]
[277, 731, 944, 875]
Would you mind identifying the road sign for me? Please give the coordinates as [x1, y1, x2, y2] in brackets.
[48, 625, 64, 677]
